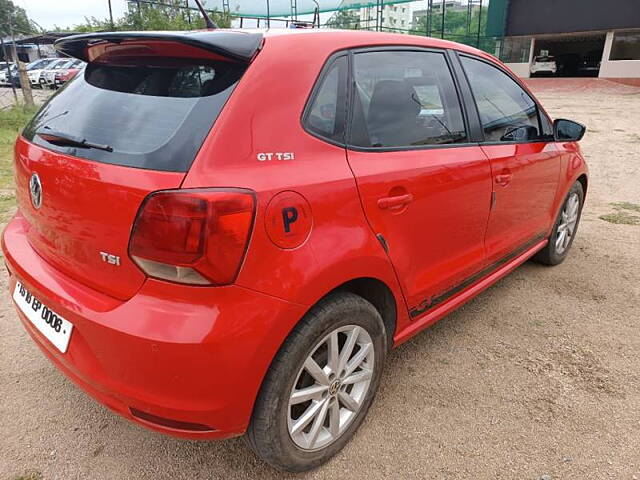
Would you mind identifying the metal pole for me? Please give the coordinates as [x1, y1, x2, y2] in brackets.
[8, 20, 33, 108]
[427, 0, 432, 36]
[0, 37, 19, 105]
[476, 0, 482, 47]
[108, 0, 114, 29]
[266, 0, 270, 28]
[441, 0, 445, 39]
[185, 0, 192, 25]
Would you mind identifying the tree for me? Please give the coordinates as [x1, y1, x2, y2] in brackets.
[410, 5, 490, 49]
[0, 0, 36, 36]
[61, 3, 231, 33]
[326, 10, 360, 30]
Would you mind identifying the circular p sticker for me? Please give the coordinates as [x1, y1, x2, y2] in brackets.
[265, 191, 312, 249]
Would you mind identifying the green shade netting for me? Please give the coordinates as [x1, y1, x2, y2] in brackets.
[194, 0, 414, 17]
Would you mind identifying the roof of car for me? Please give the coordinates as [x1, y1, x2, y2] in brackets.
[55, 28, 494, 65]
[255, 28, 491, 56]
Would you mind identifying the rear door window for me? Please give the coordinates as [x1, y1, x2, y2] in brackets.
[23, 59, 246, 172]
[349, 50, 467, 148]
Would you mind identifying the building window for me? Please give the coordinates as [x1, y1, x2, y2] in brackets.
[610, 30, 640, 61]
[499, 36, 532, 63]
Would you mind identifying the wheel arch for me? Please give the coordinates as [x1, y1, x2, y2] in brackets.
[327, 277, 397, 348]
[577, 173, 588, 196]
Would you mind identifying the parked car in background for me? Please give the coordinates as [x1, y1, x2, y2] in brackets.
[5, 29, 588, 472]
[530, 55, 557, 76]
[54, 59, 85, 88]
[27, 58, 59, 87]
[0, 63, 13, 85]
[44, 59, 79, 88]
[0, 64, 21, 88]
[556, 53, 580, 77]
[578, 50, 602, 77]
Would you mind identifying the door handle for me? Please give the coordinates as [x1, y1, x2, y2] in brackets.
[495, 173, 513, 186]
[377, 193, 414, 210]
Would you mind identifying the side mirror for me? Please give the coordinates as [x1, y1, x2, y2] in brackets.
[554, 119, 586, 142]
[501, 125, 539, 142]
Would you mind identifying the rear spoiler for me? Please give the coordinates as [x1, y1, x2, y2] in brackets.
[54, 30, 263, 63]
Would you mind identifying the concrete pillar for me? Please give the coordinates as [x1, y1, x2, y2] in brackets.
[528, 37, 535, 65]
[599, 30, 614, 78]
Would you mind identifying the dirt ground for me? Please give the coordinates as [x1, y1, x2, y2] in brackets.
[1, 79, 639, 480]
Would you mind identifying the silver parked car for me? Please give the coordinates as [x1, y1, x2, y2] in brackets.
[27, 58, 59, 87]
[43, 59, 76, 88]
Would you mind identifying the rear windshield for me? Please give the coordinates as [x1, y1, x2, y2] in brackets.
[23, 59, 246, 172]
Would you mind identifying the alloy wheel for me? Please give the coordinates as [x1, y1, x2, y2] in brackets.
[287, 325, 375, 451]
[556, 192, 580, 255]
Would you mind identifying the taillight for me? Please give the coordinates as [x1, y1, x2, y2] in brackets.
[129, 189, 255, 285]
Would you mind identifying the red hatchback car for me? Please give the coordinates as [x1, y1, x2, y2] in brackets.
[3, 29, 587, 471]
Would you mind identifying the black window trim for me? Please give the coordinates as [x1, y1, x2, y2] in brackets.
[454, 51, 555, 146]
[344, 45, 478, 153]
[301, 51, 349, 148]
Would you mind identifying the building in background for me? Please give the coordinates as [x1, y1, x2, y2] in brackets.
[357, 3, 412, 32]
[488, 0, 640, 79]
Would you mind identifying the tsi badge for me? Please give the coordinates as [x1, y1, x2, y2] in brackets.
[100, 251, 121, 266]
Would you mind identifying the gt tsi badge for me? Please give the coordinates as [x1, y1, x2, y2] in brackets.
[265, 191, 312, 249]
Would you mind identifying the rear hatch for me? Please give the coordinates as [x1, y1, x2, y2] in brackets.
[16, 31, 261, 300]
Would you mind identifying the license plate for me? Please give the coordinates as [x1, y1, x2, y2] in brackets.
[13, 281, 73, 353]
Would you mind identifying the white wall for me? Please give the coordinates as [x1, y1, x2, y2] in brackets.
[600, 59, 640, 78]
[599, 30, 640, 78]
[505, 62, 531, 77]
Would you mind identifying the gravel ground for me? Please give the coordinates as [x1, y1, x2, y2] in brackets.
[0, 86, 53, 109]
[1, 79, 639, 480]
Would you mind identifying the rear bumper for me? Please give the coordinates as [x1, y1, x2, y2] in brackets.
[3, 212, 307, 439]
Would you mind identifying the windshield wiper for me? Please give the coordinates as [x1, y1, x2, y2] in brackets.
[36, 127, 113, 152]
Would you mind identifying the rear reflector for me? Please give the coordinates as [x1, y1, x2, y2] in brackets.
[129, 189, 255, 285]
[130, 408, 215, 432]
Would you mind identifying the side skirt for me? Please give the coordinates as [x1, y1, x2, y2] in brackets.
[392, 237, 548, 347]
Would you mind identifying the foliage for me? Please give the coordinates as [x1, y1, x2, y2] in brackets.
[0, 105, 37, 220]
[0, 0, 36, 36]
[325, 10, 360, 30]
[57, 3, 231, 33]
[410, 6, 491, 49]
[0, 104, 36, 139]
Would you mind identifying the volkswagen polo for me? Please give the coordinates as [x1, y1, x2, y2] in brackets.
[3, 29, 588, 472]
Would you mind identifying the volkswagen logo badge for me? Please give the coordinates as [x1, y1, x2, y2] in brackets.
[29, 173, 42, 209]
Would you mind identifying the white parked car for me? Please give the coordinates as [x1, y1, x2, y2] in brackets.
[27, 58, 61, 87]
[530, 55, 557, 76]
[0, 62, 15, 85]
[41, 59, 72, 88]
[44, 59, 81, 88]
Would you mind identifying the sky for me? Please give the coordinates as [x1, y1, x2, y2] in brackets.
[12, 0, 327, 31]
[13, 0, 129, 30]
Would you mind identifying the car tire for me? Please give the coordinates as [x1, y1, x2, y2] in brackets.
[534, 181, 584, 266]
[245, 292, 387, 472]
